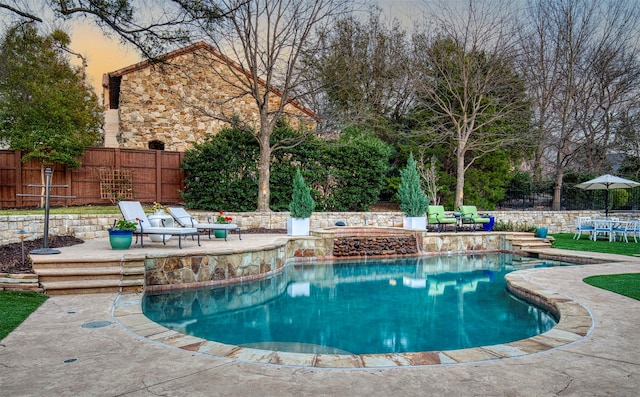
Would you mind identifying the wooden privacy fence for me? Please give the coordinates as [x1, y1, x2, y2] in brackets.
[0, 147, 185, 208]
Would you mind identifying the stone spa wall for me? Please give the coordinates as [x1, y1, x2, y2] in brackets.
[144, 236, 329, 290]
[143, 228, 510, 291]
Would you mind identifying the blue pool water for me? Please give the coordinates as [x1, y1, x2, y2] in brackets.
[142, 253, 569, 355]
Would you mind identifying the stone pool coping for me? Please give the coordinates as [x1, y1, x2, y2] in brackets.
[113, 265, 593, 369]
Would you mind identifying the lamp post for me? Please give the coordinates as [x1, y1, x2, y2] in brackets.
[16, 229, 28, 267]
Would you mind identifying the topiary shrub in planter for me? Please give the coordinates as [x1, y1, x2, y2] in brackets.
[398, 153, 429, 229]
[288, 168, 316, 236]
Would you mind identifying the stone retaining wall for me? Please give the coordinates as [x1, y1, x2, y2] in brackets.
[0, 210, 608, 246]
[0, 273, 40, 291]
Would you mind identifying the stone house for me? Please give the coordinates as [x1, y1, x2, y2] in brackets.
[102, 41, 318, 151]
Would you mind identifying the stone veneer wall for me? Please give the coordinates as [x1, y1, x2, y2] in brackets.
[333, 236, 418, 256]
[0, 210, 612, 246]
[144, 236, 328, 290]
[109, 46, 316, 151]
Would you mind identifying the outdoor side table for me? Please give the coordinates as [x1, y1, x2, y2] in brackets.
[148, 213, 174, 242]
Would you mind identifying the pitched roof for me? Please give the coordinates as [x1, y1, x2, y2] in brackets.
[103, 41, 319, 120]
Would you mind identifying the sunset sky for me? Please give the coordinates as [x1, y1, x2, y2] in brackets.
[68, 21, 141, 98]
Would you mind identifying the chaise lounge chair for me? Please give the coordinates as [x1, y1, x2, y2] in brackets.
[427, 205, 458, 232]
[118, 201, 200, 248]
[458, 205, 490, 231]
[168, 207, 242, 241]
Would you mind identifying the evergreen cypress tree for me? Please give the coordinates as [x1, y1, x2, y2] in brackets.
[398, 153, 429, 217]
[289, 168, 315, 218]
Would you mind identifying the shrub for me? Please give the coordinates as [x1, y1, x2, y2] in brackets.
[181, 127, 259, 211]
[319, 128, 392, 211]
[181, 124, 392, 212]
[492, 220, 536, 232]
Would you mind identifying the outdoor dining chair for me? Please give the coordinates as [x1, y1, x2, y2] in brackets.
[458, 205, 491, 231]
[591, 218, 614, 242]
[573, 216, 594, 240]
[612, 219, 640, 243]
[427, 205, 458, 232]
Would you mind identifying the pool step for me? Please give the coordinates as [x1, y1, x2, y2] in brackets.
[507, 233, 553, 250]
[31, 257, 144, 295]
[39, 279, 143, 295]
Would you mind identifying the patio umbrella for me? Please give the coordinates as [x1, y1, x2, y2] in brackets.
[575, 174, 640, 217]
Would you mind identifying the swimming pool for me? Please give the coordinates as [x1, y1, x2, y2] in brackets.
[142, 253, 573, 355]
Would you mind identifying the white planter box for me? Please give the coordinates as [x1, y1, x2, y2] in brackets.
[403, 216, 426, 230]
[287, 217, 310, 236]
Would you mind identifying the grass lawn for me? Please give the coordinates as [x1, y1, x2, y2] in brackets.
[0, 291, 48, 340]
[552, 233, 640, 302]
[584, 273, 640, 301]
[0, 205, 119, 215]
[551, 233, 640, 257]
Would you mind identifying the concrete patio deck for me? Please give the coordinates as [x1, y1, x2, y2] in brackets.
[1, 235, 640, 396]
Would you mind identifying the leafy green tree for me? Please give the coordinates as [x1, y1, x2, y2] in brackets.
[0, 23, 102, 170]
[463, 150, 512, 210]
[615, 111, 640, 180]
[304, 11, 413, 141]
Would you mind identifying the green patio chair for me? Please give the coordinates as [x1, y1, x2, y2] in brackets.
[427, 205, 458, 232]
[458, 205, 491, 231]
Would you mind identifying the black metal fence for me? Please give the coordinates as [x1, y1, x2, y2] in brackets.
[498, 186, 640, 212]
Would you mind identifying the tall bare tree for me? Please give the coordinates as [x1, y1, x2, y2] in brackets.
[411, 0, 530, 208]
[516, 0, 640, 210]
[196, 0, 350, 211]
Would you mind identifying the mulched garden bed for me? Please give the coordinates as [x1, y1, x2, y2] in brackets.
[0, 236, 84, 274]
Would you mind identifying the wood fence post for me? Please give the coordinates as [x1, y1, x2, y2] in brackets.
[15, 150, 23, 207]
[114, 148, 121, 169]
[156, 150, 162, 202]
[65, 167, 73, 206]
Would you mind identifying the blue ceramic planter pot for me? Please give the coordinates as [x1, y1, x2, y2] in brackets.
[214, 229, 227, 239]
[109, 230, 133, 249]
[534, 227, 548, 238]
